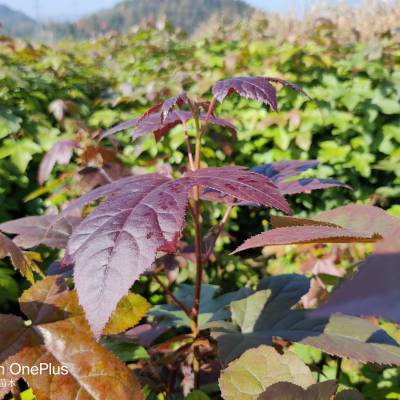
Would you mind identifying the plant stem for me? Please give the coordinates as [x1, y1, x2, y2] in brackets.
[200, 96, 217, 137]
[191, 167, 203, 330]
[190, 112, 204, 390]
[191, 195, 203, 330]
[336, 357, 343, 381]
[189, 102, 203, 330]
[191, 96, 217, 327]
[152, 273, 192, 318]
[99, 167, 113, 183]
[183, 123, 195, 171]
[221, 204, 233, 225]
[189, 98, 217, 388]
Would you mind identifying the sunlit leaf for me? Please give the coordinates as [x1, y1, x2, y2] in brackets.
[0, 232, 41, 283]
[234, 204, 400, 253]
[0, 277, 143, 399]
[104, 292, 151, 335]
[0, 214, 82, 249]
[219, 345, 315, 400]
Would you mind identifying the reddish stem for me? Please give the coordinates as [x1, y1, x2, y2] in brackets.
[152, 273, 192, 318]
[200, 96, 217, 137]
[183, 123, 195, 171]
[188, 97, 218, 388]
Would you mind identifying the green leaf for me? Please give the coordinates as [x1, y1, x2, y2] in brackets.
[101, 339, 149, 362]
[336, 389, 365, 400]
[372, 92, 400, 114]
[219, 345, 315, 400]
[20, 389, 36, 400]
[11, 140, 42, 173]
[0, 139, 42, 173]
[213, 275, 400, 365]
[185, 390, 211, 400]
[292, 343, 323, 365]
[103, 292, 151, 335]
[89, 109, 121, 128]
[149, 284, 251, 330]
[0, 268, 19, 304]
[318, 141, 350, 163]
[231, 290, 271, 333]
[0, 109, 21, 139]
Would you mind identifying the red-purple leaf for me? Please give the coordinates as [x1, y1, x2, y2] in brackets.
[47, 260, 74, 278]
[138, 102, 163, 122]
[213, 77, 278, 110]
[98, 118, 139, 140]
[250, 160, 320, 183]
[212, 76, 313, 110]
[204, 160, 348, 205]
[185, 167, 290, 213]
[100, 110, 236, 143]
[133, 111, 185, 142]
[61, 174, 155, 217]
[259, 381, 339, 400]
[119, 324, 169, 347]
[313, 204, 400, 237]
[312, 230, 400, 323]
[160, 92, 189, 122]
[278, 178, 350, 195]
[250, 161, 349, 195]
[0, 214, 81, 249]
[232, 225, 377, 254]
[266, 77, 315, 103]
[273, 204, 400, 237]
[133, 111, 236, 142]
[233, 204, 400, 254]
[76, 164, 132, 191]
[38, 139, 79, 185]
[64, 167, 290, 337]
[270, 215, 339, 228]
[137, 92, 189, 124]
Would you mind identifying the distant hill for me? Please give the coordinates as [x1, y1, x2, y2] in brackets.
[0, 4, 39, 38]
[73, 0, 253, 36]
[0, 0, 254, 41]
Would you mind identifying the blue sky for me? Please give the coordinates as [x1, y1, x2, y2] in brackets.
[1, 0, 355, 21]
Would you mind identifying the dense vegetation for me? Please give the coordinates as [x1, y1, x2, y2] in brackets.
[1, 20, 399, 220]
[0, 12, 400, 400]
